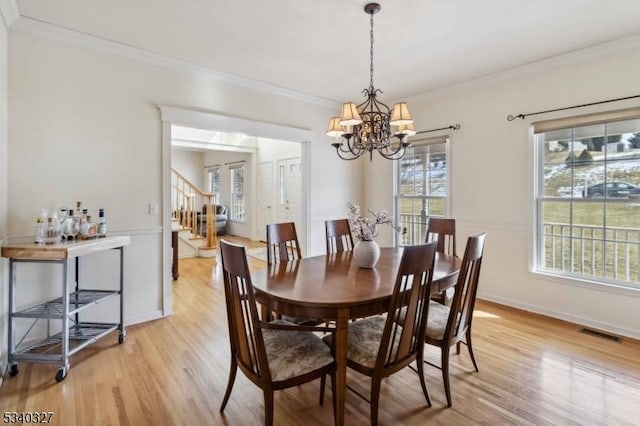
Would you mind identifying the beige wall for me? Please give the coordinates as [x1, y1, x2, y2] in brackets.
[0, 11, 8, 379]
[4, 27, 361, 362]
[365, 44, 640, 339]
[171, 149, 204, 190]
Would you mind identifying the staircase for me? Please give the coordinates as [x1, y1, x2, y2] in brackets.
[171, 168, 217, 257]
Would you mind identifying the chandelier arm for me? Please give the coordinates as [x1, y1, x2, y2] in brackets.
[378, 144, 409, 160]
[334, 145, 361, 161]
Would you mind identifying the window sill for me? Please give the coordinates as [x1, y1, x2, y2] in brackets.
[530, 269, 640, 298]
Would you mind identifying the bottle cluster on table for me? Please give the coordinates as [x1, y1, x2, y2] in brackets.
[34, 201, 107, 244]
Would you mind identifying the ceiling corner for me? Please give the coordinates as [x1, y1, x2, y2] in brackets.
[0, 0, 20, 29]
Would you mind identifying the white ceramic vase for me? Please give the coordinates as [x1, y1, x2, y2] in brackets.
[353, 240, 380, 268]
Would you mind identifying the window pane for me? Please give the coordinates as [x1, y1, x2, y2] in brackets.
[396, 140, 448, 245]
[397, 198, 424, 245]
[230, 166, 245, 221]
[537, 117, 640, 286]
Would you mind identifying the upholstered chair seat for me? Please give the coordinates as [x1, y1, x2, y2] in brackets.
[323, 315, 403, 369]
[398, 301, 450, 341]
[264, 320, 334, 382]
[425, 301, 450, 340]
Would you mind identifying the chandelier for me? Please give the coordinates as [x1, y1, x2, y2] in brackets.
[326, 3, 415, 161]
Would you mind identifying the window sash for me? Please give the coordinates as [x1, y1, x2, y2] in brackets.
[395, 137, 449, 246]
[535, 119, 640, 286]
[230, 166, 245, 222]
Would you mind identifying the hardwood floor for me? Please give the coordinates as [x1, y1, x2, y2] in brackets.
[2, 237, 639, 425]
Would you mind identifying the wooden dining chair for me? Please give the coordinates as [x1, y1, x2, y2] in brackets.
[324, 242, 437, 425]
[266, 222, 302, 264]
[218, 239, 336, 426]
[423, 232, 486, 407]
[425, 217, 456, 257]
[425, 217, 457, 304]
[325, 219, 354, 253]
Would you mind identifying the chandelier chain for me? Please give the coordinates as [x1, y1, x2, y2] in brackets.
[369, 11, 375, 90]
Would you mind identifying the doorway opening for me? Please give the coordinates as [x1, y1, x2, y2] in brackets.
[160, 106, 312, 316]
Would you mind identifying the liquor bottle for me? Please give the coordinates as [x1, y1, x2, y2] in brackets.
[80, 215, 98, 239]
[81, 208, 89, 226]
[97, 208, 107, 238]
[43, 217, 62, 245]
[62, 209, 79, 241]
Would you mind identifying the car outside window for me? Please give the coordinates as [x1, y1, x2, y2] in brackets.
[535, 116, 640, 287]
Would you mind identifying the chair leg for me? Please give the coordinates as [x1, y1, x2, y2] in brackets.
[416, 351, 432, 407]
[331, 370, 337, 426]
[320, 374, 326, 405]
[466, 329, 480, 372]
[264, 390, 274, 426]
[442, 346, 452, 407]
[219, 359, 238, 412]
[370, 376, 382, 426]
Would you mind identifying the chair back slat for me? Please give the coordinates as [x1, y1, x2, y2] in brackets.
[446, 233, 486, 341]
[378, 243, 436, 369]
[425, 218, 457, 257]
[220, 240, 270, 382]
[325, 219, 355, 253]
[267, 222, 302, 264]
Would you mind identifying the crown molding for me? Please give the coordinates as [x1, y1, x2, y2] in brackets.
[405, 32, 640, 103]
[9, 16, 339, 109]
[0, 0, 19, 29]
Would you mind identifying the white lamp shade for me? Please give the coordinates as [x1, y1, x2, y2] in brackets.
[326, 117, 345, 137]
[339, 103, 363, 126]
[390, 102, 413, 126]
[395, 122, 416, 136]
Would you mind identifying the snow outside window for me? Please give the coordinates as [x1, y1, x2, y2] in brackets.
[535, 116, 640, 287]
[395, 137, 449, 245]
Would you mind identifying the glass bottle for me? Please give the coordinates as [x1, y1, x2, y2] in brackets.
[43, 217, 62, 245]
[62, 209, 79, 241]
[97, 208, 107, 238]
[80, 215, 98, 239]
[34, 217, 45, 244]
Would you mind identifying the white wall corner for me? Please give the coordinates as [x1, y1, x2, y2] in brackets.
[0, 0, 19, 29]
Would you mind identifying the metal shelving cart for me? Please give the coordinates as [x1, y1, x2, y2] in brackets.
[2, 236, 130, 382]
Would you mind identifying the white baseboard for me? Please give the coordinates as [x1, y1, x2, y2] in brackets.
[478, 292, 640, 341]
[125, 310, 164, 326]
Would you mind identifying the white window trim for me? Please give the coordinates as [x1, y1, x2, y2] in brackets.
[530, 108, 640, 291]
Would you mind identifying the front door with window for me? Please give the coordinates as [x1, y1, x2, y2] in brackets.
[277, 158, 302, 234]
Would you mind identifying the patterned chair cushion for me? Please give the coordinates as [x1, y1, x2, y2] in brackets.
[425, 301, 450, 341]
[263, 320, 334, 382]
[323, 315, 401, 369]
[395, 301, 450, 341]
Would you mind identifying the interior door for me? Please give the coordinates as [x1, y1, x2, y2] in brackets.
[277, 158, 302, 234]
[256, 161, 274, 241]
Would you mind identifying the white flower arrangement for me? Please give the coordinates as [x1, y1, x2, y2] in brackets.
[346, 202, 401, 241]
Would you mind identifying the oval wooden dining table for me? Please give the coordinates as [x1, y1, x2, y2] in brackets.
[251, 246, 461, 426]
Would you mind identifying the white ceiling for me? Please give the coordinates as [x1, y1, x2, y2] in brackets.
[14, 0, 640, 103]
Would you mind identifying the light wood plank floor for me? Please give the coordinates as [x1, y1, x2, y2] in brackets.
[2, 237, 639, 425]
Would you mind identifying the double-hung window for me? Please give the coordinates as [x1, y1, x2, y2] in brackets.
[230, 165, 245, 222]
[535, 108, 640, 286]
[395, 136, 449, 245]
[206, 165, 221, 204]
